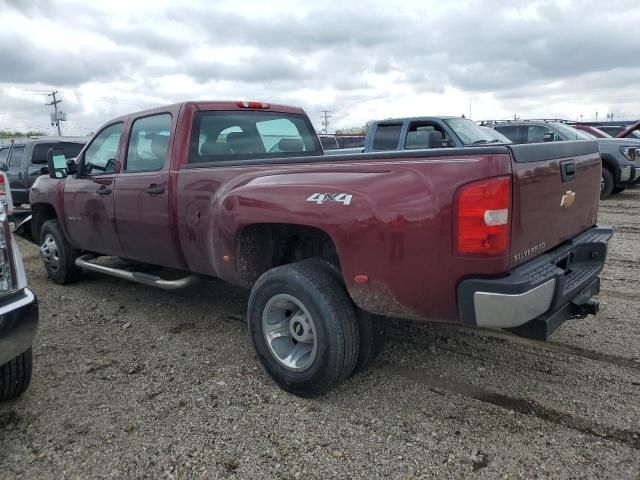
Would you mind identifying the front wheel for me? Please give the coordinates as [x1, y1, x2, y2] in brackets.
[600, 168, 615, 199]
[0, 349, 33, 401]
[40, 219, 81, 284]
[248, 260, 359, 398]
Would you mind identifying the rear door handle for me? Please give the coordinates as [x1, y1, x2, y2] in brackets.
[144, 185, 165, 195]
[96, 186, 112, 196]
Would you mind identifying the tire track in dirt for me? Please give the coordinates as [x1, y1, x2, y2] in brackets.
[382, 364, 640, 450]
[388, 323, 640, 371]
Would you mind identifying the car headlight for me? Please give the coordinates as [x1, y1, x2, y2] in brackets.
[0, 204, 27, 296]
[620, 146, 640, 161]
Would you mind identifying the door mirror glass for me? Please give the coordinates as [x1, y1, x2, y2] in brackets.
[47, 148, 68, 178]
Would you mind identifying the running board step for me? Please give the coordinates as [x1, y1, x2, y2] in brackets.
[75, 254, 199, 290]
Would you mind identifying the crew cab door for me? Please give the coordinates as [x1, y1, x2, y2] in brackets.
[63, 122, 124, 256]
[113, 113, 182, 268]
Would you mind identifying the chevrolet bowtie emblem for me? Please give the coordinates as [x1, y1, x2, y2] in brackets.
[560, 190, 576, 208]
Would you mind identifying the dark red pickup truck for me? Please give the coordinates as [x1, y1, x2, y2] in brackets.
[29, 100, 612, 397]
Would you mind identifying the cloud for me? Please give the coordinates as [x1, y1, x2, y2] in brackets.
[0, 0, 639, 135]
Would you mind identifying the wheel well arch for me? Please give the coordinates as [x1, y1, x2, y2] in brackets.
[600, 154, 618, 177]
[234, 223, 339, 288]
[30, 203, 58, 242]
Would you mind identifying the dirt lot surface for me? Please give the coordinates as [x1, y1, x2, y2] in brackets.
[1, 189, 639, 479]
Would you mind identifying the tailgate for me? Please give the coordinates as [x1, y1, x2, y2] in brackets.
[509, 141, 601, 267]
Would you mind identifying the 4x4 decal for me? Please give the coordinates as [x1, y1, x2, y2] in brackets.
[306, 193, 353, 206]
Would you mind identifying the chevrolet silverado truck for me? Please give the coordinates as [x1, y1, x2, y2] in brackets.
[28, 101, 611, 397]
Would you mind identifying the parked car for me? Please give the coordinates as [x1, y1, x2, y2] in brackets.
[0, 137, 86, 206]
[482, 120, 640, 198]
[29, 100, 611, 397]
[616, 121, 640, 140]
[570, 124, 612, 138]
[363, 116, 509, 153]
[595, 125, 629, 137]
[0, 173, 38, 401]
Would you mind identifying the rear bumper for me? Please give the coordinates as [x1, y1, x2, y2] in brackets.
[0, 288, 38, 365]
[458, 225, 613, 337]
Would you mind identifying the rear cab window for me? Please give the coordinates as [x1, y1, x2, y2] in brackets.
[189, 111, 321, 164]
[372, 124, 402, 151]
[32, 142, 84, 165]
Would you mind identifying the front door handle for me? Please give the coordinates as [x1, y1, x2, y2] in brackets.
[144, 185, 165, 195]
[96, 186, 112, 196]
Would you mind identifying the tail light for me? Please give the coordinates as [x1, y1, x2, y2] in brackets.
[455, 176, 511, 256]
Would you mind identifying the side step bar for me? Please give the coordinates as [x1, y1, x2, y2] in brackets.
[75, 254, 199, 290]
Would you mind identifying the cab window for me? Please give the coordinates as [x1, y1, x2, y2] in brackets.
[0, 147, 9, 169]
[372, 124, 402, 150]
[82, 123, 123, 175]
[126, 114, 171, 172]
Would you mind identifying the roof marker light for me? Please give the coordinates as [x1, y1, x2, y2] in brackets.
[236, 101, 270, 109]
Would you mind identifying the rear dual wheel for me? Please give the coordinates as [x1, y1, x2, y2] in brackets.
[248, 258, 386, 397]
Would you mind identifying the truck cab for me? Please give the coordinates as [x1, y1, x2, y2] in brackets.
[363, 116, 510, 153]
[0, 138, 85, 206]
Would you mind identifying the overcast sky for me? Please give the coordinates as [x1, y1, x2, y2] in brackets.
[1, 0, 639, 135]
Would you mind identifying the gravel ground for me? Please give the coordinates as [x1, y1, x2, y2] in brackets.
[1, 188, 639, 479]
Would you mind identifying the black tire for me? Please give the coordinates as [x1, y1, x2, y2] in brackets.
[0, 349, 33, 401]
[612, 187, 626, 194]
[248, 259, 359, 398]
[40, 219, 81, 284]
[600, 168, 615, 199]
[352, 311, 386, 374]
[306, 257, 386, 374]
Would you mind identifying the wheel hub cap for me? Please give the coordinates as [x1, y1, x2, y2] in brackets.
[40, 233, 60, 272]
[262, 294, 318, 372]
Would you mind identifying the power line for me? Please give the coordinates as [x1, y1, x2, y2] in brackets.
[320, 109, 332, 134]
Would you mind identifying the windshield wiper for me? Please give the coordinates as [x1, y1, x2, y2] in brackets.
[472, 139, 488, 144]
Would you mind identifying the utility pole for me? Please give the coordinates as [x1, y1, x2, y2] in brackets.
[320, 110, 332, 134]
[595, 111, 598, 122]
[46, 90, 63, 136]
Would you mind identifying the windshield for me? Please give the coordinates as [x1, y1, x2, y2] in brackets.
[553, 123, 594, 140]
[480, 126, 512, 144]
[445, 118, 508, 145]
[626, 128, 640, 139]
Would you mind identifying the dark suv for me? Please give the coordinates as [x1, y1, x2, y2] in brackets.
[481, 121, 640, 199]
[0, 137, 86, 206]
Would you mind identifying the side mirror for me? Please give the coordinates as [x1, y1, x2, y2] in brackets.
[427, 131, 444, 148]
[543, 133, 555, 142]
[47, 148, 68, 179]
